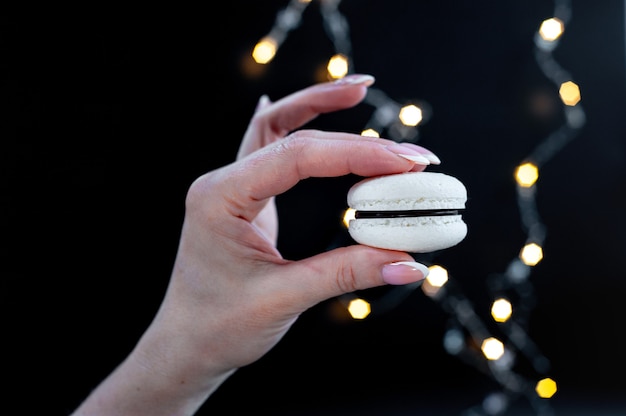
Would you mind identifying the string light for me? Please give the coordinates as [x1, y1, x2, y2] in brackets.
[425, 264, 449, 288]
[398, 104, 423, 127]
[538, 17, 564, 42]
[252, 1, 584, 414]
[250, 0, 312, 66]
[347, 298, 371, 319]
[481, 337, 505, 361]
[535, 377, 558, 398]
[515, 162, 539, 188]
[491, 298, 513, 323]
[360, 128, 380, 138]
[520, 243, 544, 266]
[327, 53, 350, 79]
[558, 80, 581, 106]
[421, 265, 449, 298]
[342, 207, 355, 228]
[252, 37, 278, 64]
[250, 0, 430, 143]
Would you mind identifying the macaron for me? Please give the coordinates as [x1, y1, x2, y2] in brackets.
[346, 171, 468, 253]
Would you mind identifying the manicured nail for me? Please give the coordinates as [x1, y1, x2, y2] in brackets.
[255, 94, 271, 112]
[385, 143, 431, 165]
[398, 153, 431, 165]
[398, 142, 441, 165]
[424, 153, 441, 165]
[334, 74, 376, 87]
[382, 261, 429, 285]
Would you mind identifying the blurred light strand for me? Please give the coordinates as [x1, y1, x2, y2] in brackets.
[253, 1, 586, 414]
[251, 0, 430, 142]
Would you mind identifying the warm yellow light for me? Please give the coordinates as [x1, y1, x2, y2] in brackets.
[398, 104, 423, 126]
[342, 208, 355, 228]
[481, 337, 505, 360]
[252, 37, 277, 64]
[491, 298, 513, 322]
[327, 54, 349, 79]
[421, 279, 440, 297]
[361, 128, 380, 138]
[421, 265, 448, 297]
[520, 243, 543, 266]
[559, 81, 581, 106]
[515, 162, 539, 188]
[426, 265, 448, 287]
[535, 378, 558, 398]
[348, 298, 371, 319]
[539, 17, 564, 41]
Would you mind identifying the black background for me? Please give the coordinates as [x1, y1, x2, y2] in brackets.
[3, 1, 626, 415]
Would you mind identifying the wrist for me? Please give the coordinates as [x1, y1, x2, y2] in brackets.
[72, 315, 236, 416]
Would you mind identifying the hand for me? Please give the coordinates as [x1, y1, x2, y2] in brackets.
[71, 74, 441, 415]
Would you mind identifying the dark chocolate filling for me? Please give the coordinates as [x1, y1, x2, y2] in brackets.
[354, 209, 462, 219]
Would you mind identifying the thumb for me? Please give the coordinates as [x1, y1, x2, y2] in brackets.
[279, 246, 430, 309]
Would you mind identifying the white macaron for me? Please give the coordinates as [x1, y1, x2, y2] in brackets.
[347, 171, 468, 253]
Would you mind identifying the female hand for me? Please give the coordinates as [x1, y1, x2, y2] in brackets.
[71, 74, 441, 415]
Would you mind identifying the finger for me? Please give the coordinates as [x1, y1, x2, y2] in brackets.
[255, 94, 272, 113]
[237, 74, 375, 159]
[267, 245, 429, 310]
[213, 131, 422, 220]
[259, 74, 375, 136]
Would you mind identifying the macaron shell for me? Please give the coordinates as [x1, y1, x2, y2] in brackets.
[348, 215, 467, 253]
[347, 171, 467, 211]
[347, 171, 468, 252]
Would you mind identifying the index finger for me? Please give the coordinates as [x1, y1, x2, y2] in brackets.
[214, 131, 421, 221]
[237, 74, 376, 159]
[258, 74, 376, 137]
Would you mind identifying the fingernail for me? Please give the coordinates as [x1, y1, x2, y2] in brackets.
[382, 261, 429, 285]
[398, 142, 442, 165]
[333, 74, 376, 87]
[385, 143, 431, 165]
[424, 154, 441, 165]
[255, 94, 271, 112]
[398, 153, 431, 165]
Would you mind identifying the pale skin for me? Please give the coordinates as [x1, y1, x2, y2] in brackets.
[71, 74, 442, 415]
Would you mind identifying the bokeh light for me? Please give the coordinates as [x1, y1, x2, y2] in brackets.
[327, 54, 349, 79]
[361, 128, 380, 137]
[559, 81, 581, 106]
[515, 162, 539, 187]
[535, 377, 558, 398]
[443, 328, 465, 355]
[422, 265, 449, 297]
[491, 298, 513, 323]
[246, 2, 591, 414]
[348, 298, 371, 319]
[427, 265, 448, 287]
[398, 104, 423, 126]
[520, 243, 543, 266]
[342, 208, 355, 228]
[252, 36, 277, 64]
[481, 337, 505, 360]
[538, 17, 564, 41]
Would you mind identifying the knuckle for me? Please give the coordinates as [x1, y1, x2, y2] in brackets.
[335, 262, 359, 293]
[282, 130, 316, 150]
[265, 131, 310, 163]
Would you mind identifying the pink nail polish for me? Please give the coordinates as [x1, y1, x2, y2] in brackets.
[398, 154, 431, 165]
[398, 143, 441, 165]
[334, 74, 376, 87]
[382, 261, 429, 285]
[386, 143, 431, 165]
